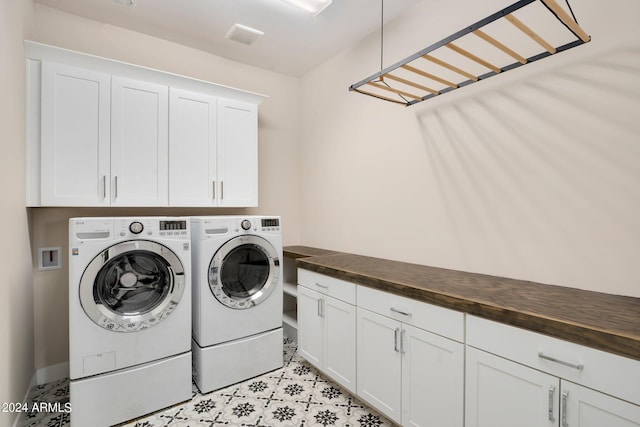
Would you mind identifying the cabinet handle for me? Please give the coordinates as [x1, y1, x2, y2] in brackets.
[390, 307, 411, 317]
[221, 181, 224, 200]
[114, 176, 118, 199]
[394, 328, 400, 352]
[548, 385, 556, 422]
[315, 283, 328, 291]
[317, 298, 325, 317]
[102, 175, 106, 199]
[561, 391, 569, 427]
[538, 352, 584, 371]
[212, 180, 216, 199]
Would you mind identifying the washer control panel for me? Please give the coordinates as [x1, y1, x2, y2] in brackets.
[116, 218, 189, 239]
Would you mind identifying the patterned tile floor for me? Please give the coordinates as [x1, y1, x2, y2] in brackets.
[22, 339, 394, 427]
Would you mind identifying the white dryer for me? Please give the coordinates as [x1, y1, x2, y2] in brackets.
[69, 217, 192, 427]
[191, 216, 283, 393]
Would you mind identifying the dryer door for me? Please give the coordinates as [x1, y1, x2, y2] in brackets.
[79, 240, 185, 332]
[208, 235, 280, 309]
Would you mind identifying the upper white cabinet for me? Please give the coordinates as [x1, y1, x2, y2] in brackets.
[111, 77, 169, 206]
[26, 41, 266, 207]
[39, 62, 111, 206]
[168, 88, 217, 207]
[216, 98, 258, 207]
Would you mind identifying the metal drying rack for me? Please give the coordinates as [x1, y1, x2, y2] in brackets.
[349, 0, 591, 106]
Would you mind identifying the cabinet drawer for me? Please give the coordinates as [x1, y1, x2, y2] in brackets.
[467, 315, 640, 406]
[298, 269, 356, 305]
[357, 285, 464, 342]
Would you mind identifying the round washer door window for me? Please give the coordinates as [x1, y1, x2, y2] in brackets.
[208, 235, 280, 309]
[79, 240, 185, 332]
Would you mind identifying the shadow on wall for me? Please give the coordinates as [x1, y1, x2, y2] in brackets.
[414, 44, 640, 288]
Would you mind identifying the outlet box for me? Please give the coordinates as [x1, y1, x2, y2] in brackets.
[38, 247, 62, 271]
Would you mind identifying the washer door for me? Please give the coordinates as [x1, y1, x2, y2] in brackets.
[79, 240, 185, 332]
[208, 235, 280, 309]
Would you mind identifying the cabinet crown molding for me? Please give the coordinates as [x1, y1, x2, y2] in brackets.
[24, 40, 268, 105]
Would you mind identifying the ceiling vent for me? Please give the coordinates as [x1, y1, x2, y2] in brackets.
[225, 24, 264, 46]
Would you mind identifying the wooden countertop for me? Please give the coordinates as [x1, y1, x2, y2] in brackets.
[285, 246, 640, 362]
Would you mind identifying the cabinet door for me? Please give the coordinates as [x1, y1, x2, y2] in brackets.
[41, 62, 110, 206]
[216, 98, 258, 207]
[402, 324, 464, 427]
[169, 88, 217, 206]
[562, 381, 640, 427]
[466, 347, 559, 427]
[111, 77, 168, 206]
[357, 307, 402, 424]
[297, 286, 323, 369]
[324, 296, 356, 394]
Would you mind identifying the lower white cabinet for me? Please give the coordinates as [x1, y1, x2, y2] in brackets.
[466, 346, 559, 427]
[356, 307, 402, 422]
[356, 287, 464, 427]
[297, 271, 356, 394]
[466, 316, 640, 427]
[294, 267, 640, 427]
[562, 381, 640, 427]
[466, 347, 640, 427]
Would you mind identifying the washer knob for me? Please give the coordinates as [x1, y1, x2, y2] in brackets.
[241, 219, 252, 230]
[129, 221, 144, 234]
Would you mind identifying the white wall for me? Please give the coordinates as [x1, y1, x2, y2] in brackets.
[299, 0, 640, 298]
[0, 1, 35, 426]
[28, 4, 302, 371]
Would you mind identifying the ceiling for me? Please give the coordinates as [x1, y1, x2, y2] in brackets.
[34, 0, 424, 77]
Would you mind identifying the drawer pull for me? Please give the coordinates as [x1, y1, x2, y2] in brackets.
[561, 390, 569, 427]
[548, 385, 556, 422]
[538, 352, 584, 371]
[315, 283, 328, 289]
[390, 307, 411, 317]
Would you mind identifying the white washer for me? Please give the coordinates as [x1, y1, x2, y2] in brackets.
[191, 216, 283, 393]
[69, 217, 192, 427]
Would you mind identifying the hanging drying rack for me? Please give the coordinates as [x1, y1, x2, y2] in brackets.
[349, 0, 590, 106]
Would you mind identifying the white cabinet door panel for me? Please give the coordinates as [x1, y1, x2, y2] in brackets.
[297, 286, 323, 369]
[217, 98, 257, 207]
[562, 381, 640, 427]
[357, 307, 402, 424]
[324, 297, 356, 394]
[41, 62, 110, 206]
[402, 324, 463, 427]
[466, 346, 558, 427]
[111, 77, 168, 206]
[169, 88, 217, 206]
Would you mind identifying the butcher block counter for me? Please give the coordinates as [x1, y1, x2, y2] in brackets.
[284, 246, 640, 362]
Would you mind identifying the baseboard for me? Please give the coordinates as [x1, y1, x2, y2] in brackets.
[36, 361, 69, 385]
